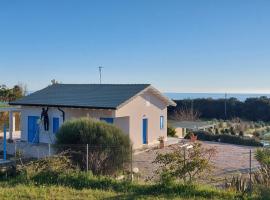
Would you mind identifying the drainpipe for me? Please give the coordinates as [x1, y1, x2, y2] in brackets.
[57, 107, 65, 122]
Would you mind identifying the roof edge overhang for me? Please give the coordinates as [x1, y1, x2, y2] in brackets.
[147, 86, 177, 107]
[116, 85, 177, 109]
[9, 103, 117, 110]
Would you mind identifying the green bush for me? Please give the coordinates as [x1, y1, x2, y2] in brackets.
[239, 131, 244, 137]
[254, 148, 270, 186]
[167, 125, 177, 137]
[191, 131, 263, 147]
[56, 118, 131, 175]
[154, 143, 216, 184]
[21, 154, 77, 182]
[230, 127, 236, 135]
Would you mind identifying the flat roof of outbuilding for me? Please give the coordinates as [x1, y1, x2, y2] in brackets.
[169, 120, 215, 129]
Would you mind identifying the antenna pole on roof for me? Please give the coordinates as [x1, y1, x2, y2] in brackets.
[98, 66, 103, 84]
[224, 92, 227, 120]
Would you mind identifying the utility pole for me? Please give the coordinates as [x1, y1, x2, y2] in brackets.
[191, 99, 194, 121]
[224, 93, 227, 120]
[98, 66, 103, 84]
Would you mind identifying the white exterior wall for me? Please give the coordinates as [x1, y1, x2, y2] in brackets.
[21, 107, 63, 143]
[21, 106, 115, 144]
[116, 91, 167, 149]
[114, 117, 130, 135]
[20, 90, 168, 148]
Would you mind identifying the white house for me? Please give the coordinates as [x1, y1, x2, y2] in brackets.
[10, 84, 176, 149]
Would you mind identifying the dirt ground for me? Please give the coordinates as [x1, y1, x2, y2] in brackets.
[133, 140, 259, 183]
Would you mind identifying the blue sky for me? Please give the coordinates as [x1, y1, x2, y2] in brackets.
[1, 0, 270, 93]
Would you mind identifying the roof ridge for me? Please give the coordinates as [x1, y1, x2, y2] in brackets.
[54, 83, 151, 85]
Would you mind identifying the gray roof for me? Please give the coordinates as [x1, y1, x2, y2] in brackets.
[9, 84, 151, 109]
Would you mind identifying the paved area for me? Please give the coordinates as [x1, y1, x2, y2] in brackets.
[0, 131, 21, 139]
[0, 141, 52, 159]
[133, 139, 259, 182]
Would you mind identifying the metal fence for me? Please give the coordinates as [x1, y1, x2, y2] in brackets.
[0, 142, 132, 176]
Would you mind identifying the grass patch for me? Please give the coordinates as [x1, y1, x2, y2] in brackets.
[0, 154, 246, 200]
[0, 171, 244, 200]
[0, 184, 119, 200]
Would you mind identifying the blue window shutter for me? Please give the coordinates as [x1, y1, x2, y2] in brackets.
[160, 116, 164, 129]
[53, 117, 60, 134]
[100, 118, 114, 124]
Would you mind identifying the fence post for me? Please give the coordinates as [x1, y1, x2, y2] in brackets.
[37, 147, 40, 159]
[130, 145, 133, 182]
[3, 124, 6, 160]
[249, 149, 252, 193]
[86, 144, 89, 172]
[14, 140, 17, 158]
[183, 147, 186, 183]
[48, 143, 51, 157]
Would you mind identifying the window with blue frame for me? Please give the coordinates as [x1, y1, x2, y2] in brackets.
[100, 117, 114, 124]
[160, 116, 164, 129]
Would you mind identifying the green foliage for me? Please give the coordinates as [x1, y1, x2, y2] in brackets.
[253, 185, 270, 200]
[224, 175, 250, 193]
[184, 132, 193, 139]
[153, 143, 216, 183]
[0, 153, 244, 199]
[239, 131, 244, 137]
[0, 185, 117, 200]
[168, 97, 270, 122]
[21, 154, 77, 181]
[0, 166, 241, 200]
[253, 131, 261, 139]
[254, 148, 270, 187]
[56, 117, 130, 147]
[230, 127, 236, 135]
[56, 118, 131, 175]
[167, 125, 177, 137]
[194, 131, 263, 147]
[0, 84, 26, 102]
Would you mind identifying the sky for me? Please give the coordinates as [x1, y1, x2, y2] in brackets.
[1, 0, 270, 93]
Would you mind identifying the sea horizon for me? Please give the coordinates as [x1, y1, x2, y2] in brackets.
[165, 92, 270, 101]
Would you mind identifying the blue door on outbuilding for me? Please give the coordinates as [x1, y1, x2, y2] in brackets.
[28, 116, 40, 143]
[53, 117, 60, 134]
[142, 118, 148, 144]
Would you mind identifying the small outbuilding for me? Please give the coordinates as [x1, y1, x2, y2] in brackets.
[169, 120, 216, 138]
[10, 84, 176, 149]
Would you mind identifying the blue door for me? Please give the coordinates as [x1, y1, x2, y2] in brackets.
[53, 117, 60, 134]
[28, 116, 40, 143]
[100, 117, 114, 124]
[142, 118, 148, 144]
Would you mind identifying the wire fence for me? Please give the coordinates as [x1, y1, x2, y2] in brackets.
[0, 141, 132, 179]
[0, 139, 268, 187]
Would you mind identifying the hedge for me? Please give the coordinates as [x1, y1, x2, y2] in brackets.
[185, 131, 263, 147]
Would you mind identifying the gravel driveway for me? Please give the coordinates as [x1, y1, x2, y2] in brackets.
[133, 140, 259, 182]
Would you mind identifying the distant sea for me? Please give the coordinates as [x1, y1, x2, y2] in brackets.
[164, 93, 270, 102]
